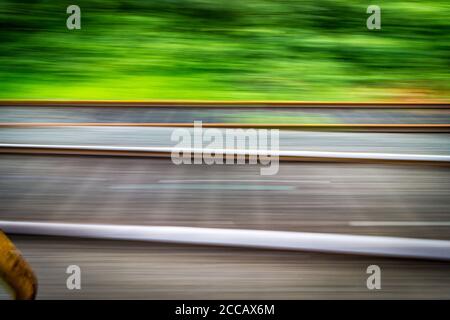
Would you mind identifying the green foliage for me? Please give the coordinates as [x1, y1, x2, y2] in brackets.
[0, 0, 449, 100]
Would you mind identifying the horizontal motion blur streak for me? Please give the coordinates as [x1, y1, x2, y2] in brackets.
[1, 221, 450, 261]
[1, 144, 449, 164]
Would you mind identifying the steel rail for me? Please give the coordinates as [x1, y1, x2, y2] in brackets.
[1, 143, 449, 165]
[1, 221, 450, 261]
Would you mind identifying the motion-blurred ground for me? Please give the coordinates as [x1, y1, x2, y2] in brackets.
[1, 156, 450, 299]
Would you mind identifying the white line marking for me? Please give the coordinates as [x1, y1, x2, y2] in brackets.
[350, 221, 450, 227]
[1, 221, 450, 261]
[1, 143, 449, 162]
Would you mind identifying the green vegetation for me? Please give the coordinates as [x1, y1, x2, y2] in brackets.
[0, 0, 449, 101]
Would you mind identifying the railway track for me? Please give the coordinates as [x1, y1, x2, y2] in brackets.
[1, 100, 450, 108]
[1, 101, 449, 299]
[1, 123, 449, 132]
[1, 101, 450, 132]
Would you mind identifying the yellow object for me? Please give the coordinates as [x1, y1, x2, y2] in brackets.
[0, 231, 37, 300]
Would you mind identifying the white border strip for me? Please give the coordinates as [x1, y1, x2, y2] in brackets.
[1, 143, 450, 162]
[1, 221, 450, 261]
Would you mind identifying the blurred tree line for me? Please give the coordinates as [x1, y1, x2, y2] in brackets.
[0, 0, 449, 100]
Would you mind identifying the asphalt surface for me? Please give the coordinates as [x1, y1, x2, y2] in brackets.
[1, 106, 450, 124]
